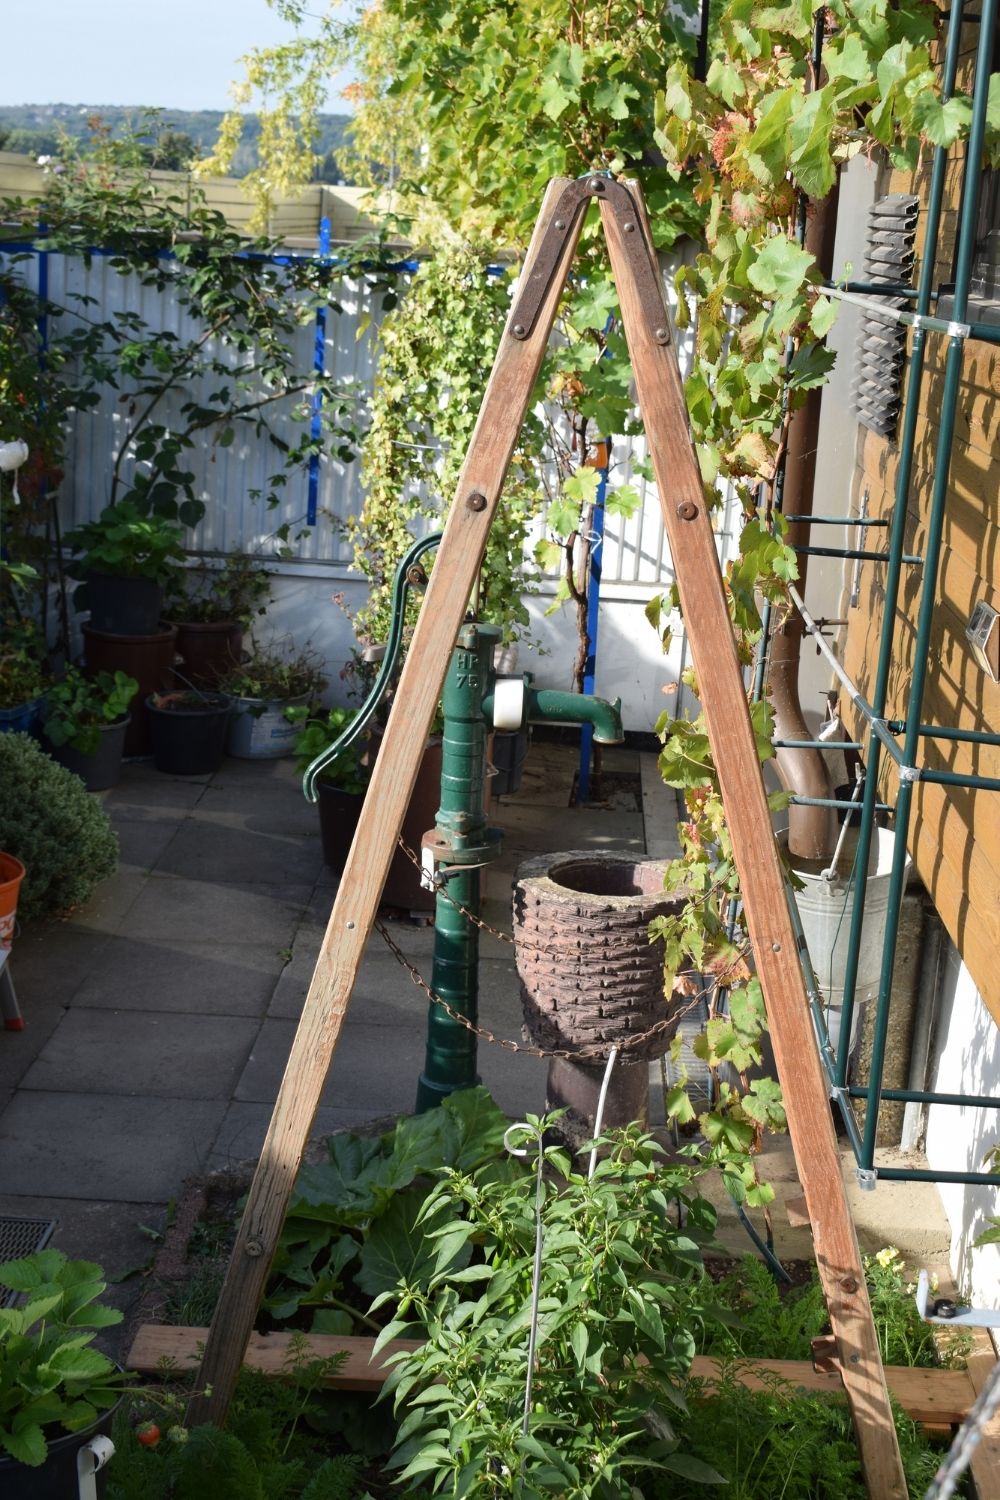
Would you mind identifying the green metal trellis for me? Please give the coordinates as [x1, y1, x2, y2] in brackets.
[760, 0, 1000, 1189]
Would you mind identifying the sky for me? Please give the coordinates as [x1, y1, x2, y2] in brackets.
[0, 0, 350, 114]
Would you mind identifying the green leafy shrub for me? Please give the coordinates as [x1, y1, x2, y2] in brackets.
[0, 732, 118, 920]
[0, 613, 50, 708]
[65, 500, 186, 582]
[166, 551, 274, 626]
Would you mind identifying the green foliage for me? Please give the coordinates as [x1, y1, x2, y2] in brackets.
[0, 732, 118, 920]
[665, 1365, 941, 1500]
[266, 1087, 510, 1330]
[0, 104, 354, 182]
[689, 1249, 971, 1373]
[0, 1249, 129, 1467]
[42, 669, 138, 755]
[864, 1246, 971, 1370]
[107, 1345, 367, 1500]
[166, 551, 274, 626]
[379, 1121, 723, 1497]
[220, 642, 327, 705]
[0, 612, 50, 708]
[350, 245, 543, 648]
[288, 705, 368, 795]
[167, 1426, 265, 1500]
[65, 502, 186, 583]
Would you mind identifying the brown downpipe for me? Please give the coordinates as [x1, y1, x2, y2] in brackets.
[770, 184, 841, 862]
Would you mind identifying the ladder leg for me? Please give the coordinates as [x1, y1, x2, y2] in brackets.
[600, 186, 907, 1500]
[187, 178, 585, 1427]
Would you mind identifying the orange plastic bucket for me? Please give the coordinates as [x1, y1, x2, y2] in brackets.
[0, 853, 25, 949]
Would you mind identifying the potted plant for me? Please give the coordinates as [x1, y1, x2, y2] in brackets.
[166, 551, 274, 688]
[146, 688, 234, 777]
[221, 642, 326, 760]
[41, 668, 137, 791]
[65, 500, 185, 636]
[290, 706, 369, 874]
[0, 615, 50, 736]
[0, 1247, 130, 1497]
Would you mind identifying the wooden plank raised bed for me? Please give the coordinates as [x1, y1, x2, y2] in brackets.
[127, 1323, 984, 1428]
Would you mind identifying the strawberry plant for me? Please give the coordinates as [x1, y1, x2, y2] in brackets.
[0, 1249, 130, 1467]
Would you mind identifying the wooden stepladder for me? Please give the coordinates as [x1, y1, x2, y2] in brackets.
[188, 176, 907, 1498]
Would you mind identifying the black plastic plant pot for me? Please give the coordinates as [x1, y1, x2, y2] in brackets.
[316, 780, 366, 874]
[85, 572, 164, 636]
[50, 716, 129, 792]
[0, 1402, 118, 1499]
[146, 692, 233, 776]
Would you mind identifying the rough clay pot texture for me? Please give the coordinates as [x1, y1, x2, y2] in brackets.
[512, 851, 685, 1061]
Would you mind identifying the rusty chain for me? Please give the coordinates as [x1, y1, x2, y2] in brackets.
[373, 917, 711, 1063]
[393, 833, 751, 985]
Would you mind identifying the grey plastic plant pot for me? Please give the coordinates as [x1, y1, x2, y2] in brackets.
[225, 693, 310, 760]
[49, 716, 129, 792]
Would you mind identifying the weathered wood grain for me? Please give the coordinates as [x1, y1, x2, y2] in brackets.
[132, 1323, 981, 1425]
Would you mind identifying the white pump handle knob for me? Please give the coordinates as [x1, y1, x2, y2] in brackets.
[492, 676, 525, 732]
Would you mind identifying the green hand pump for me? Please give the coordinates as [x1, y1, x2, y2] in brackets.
[301, 532, 624, 1110]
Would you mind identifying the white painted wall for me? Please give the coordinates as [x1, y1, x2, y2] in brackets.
[925, 941, 1000, 1306]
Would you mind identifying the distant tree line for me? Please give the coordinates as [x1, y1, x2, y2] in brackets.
[0, 104, 353, 182]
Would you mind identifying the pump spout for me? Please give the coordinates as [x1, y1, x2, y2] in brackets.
[525, 688, 624, 744]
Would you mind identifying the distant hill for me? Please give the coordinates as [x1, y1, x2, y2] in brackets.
[0, 104, 354, 183]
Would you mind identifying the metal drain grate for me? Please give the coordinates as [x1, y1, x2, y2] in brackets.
[0, 1217, 56, 1305]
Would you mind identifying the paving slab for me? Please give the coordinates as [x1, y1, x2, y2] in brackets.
[103, 765, 210, 815]
[153, 817, 324, 887]
[20, 1008, 261, 1100]
[73, 937, 286, 1017]
[7, 923, 112, 1003]
[0, 1092, 227, 1200]
[121, 873, 311, 949]
[0, 992, 70, 1090]
[112, 816, 183, 872]
[69, 867, 149, 937]
[235, 1016, 425, 1117]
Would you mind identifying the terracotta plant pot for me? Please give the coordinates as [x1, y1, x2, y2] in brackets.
[0, 851, 26, 949]
[316, 781, 366, 874]
[81, 624, 177, 757]
[174, 619, 244, 688]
